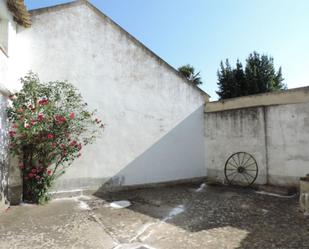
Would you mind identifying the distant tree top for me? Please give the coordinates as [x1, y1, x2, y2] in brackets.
[216, 51, 286, 100]
[178, 64, 203, 86]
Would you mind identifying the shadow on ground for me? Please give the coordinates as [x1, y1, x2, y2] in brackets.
[91, 183, 309, 249]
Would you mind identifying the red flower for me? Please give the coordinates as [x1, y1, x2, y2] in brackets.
[28, 104, 35, 111]
[69, 112, 75, 119]
[77, 143, 82, 151]
[28, 173, 34, 178]
[70, 140, 77, 147]
[37, 113, 44, 121]
[9, 131, 16, 137]
[61, 144, 66, 149]
[55, 115, 67, 125]
[47, 170, 52, 176]
[31, 168, 37, 173]
[31, 119, 37, 126]
[47, 134, 54, 139]
[38, 98, 48, 105]
[18, 163, 24, 170]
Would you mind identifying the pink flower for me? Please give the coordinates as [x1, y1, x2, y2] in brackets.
[51, 142, 57, 147]
[31, 168, 37, 173]
[28, 104, 35, 111]
[24, 123, 30, 129]
[47, 134, 54, 139]
[37, 113, 44, 121]
[47, 170, 52, 176]
[77, 143, 82, 151]
[31, 119, 37, 125]
[69, 112, 75, 119]
[70, 140, 77, 147]
[61, 144, 66, 149]
[28, 173, 34, 178]
[9, 131, 16, 137]
[38, 98, 48, 105]
[35, 175, 40, 180]
[54, 115, 66, 125]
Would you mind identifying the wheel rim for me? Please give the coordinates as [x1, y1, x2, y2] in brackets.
[224, 152, 258, 187]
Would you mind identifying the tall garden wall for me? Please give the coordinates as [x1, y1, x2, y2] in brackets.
[205, 87, 309, 187]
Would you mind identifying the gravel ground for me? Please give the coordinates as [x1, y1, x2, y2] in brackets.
[0, 183, 308, 249]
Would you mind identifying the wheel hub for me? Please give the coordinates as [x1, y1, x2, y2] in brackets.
[237, 166, 245, 173]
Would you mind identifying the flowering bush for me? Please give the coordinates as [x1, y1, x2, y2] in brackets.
[7, 73, 104, 204]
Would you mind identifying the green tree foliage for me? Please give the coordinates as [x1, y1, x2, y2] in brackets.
[216, 52, 286, 99]
[178, 64, 203, 85]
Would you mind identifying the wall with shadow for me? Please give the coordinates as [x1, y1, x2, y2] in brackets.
[95, 105, 206, 191]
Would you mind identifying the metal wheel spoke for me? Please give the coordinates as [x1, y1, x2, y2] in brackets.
[232, 156, 239, 167]
[227, 162, 238, 169]
[240, 152, 246, 166]
[244, 162, 256, 169]
[241, 173, 250, 184]
[230, 172, 239, 184]
[241, 155, 252, 167]
[227, 171, 238, 177]
[244, 171, 255, 179]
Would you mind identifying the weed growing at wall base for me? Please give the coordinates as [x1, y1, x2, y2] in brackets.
[7, 72, 104, 204]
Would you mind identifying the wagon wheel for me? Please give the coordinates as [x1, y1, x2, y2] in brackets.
[224, 152, 258, 187]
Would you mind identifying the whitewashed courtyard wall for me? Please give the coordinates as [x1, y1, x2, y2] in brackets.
[205, 87, 309, 187]
[0, 91, 9, 211]
[0, 0, 17, 210]
[10, 1, 207, 193]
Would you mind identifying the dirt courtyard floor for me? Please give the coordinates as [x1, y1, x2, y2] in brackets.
[0, 183, 308, 249]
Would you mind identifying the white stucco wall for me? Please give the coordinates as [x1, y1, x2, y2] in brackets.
[205, 88, 309, 187]
[0, 0, 16, 88]
[205, 108, 267, 185]
[0, 0, 14, 211]
[11, 1, 206, 191]
[266, 102, 309, 186]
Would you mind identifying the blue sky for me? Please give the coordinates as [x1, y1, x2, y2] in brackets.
[25, 0, 309, 100]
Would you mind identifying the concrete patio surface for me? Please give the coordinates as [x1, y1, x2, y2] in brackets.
[0, 183, 308, 249]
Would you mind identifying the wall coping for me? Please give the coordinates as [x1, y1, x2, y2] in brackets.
[205, 86, 309, 113]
